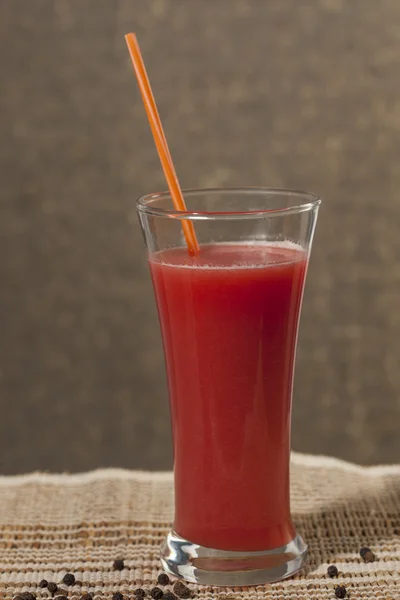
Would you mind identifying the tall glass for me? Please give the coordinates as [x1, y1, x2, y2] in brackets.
[137, 188, 320, 586]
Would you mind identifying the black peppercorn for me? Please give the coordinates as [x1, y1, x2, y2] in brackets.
[150, 588, 163, 600]
[14, 596, 23, 600]
[334, 585, 347, 599]
[21, 594, 36, 600]
[163, 593, 176, 600]
[327, 565, 339, 578]
[39, 581, 48, 589]
[172, 582, 191, 599]
[62, 573, 76, 586]
[113, 559, 125, 571]
[134, 589, 146, 598]
[157, 573, 170, 586]
[55, 596, 68, 600]
[47, 583, 58, 595]
[360, 546, 375, 562]
[112, 593, 124, 600]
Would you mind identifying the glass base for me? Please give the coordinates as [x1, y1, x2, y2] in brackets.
[160, 530, 307, 586]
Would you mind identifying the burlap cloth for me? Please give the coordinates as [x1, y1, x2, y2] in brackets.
[0, 454, 399, 599]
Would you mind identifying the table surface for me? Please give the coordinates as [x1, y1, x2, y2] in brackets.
[0, 454, 399, 599]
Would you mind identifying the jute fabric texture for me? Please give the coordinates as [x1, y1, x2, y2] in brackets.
[0, 454, 399, 599]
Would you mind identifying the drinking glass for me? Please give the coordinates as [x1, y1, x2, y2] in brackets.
[137, 187, 320, 586]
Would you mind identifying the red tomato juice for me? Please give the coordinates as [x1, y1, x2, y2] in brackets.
[149, 242, 308, 552]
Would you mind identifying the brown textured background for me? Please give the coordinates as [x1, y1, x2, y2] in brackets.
[1, 0, 399, 474]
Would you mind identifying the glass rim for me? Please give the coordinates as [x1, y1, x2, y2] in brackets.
[136, 186, 321, 220]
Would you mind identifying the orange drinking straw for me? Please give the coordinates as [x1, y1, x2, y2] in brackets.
[125, 33, 199, 256]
